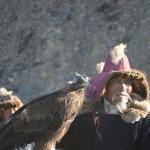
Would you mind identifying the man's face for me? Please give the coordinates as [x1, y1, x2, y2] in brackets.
[105, 77, 132, 105]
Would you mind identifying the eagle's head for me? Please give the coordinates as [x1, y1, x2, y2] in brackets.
[66, 72, 90, 91]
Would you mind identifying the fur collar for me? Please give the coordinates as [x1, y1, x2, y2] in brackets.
[120, 100, 150, 123]
[103, 99, 122, 114]
[79, 95, 150, 124]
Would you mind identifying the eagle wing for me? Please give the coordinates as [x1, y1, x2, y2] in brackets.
[0, 72, 89, 149]
[14, 94, 66, 132]
[0, 91, 67, 146]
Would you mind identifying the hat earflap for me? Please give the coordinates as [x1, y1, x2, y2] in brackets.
[120, 94, 150, 124]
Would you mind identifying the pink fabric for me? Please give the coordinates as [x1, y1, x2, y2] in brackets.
[102, 54, 130, 72]
[86, 72, 110, 100]
[86, 54, 131, 100]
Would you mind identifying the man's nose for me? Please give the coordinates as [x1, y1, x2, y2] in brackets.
[119, 83, 128, 90]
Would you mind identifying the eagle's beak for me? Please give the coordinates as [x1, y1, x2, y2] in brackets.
[81, 76, 91, 88]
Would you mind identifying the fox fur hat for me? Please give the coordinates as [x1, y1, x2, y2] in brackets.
[103, 69, 149, 100]
[0, 88, 23, 113]
[102, 69, 150, 123]
[86, 43, 130, 100]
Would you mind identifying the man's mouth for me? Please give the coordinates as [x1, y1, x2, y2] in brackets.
[116, 93, 127, 97]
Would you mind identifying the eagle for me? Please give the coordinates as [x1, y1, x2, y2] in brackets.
[0, 72, 90, 150]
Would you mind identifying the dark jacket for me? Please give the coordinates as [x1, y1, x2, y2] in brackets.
[57, 100, 150, 150]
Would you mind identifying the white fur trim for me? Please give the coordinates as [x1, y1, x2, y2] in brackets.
[110, 43, 127, 65]
[121, 100, 150, 124]
[0, 87, 13, 96]
[95, 62, 105, 73]
[121, 111, 141, 124]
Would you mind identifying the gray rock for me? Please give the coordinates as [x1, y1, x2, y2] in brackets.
[0, 0, 150, 103]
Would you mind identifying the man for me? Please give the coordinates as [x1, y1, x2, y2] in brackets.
[0, 87, 23, 124]
[56, 44, 150, 150]
[0, 88, 34, 150]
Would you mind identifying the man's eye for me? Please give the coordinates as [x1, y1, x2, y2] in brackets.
[113, 81, 120, 84]
[124, 81, 131, 85]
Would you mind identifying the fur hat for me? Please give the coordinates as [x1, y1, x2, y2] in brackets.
[102, 70, 150, 123]
[0, 87, 23, 122]
[86, 43, 130, 100]
[84, 44, 150, 123]
[103, 69, 149, 100]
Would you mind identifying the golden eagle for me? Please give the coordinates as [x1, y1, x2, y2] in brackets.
[0, 73, 90, 150]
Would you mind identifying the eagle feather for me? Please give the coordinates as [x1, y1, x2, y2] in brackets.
[0, 73, 90, 150]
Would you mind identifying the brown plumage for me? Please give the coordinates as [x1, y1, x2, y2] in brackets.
[0, 73, 90, 150]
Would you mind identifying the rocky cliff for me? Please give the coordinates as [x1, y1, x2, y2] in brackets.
[0, 0, 150, 103]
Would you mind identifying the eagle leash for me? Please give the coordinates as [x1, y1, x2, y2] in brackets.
[90, 88, 103, 142]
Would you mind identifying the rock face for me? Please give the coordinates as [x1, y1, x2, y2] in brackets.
[0, 0, 150, 103]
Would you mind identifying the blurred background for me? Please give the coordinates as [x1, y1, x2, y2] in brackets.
[0, 0, 150, 103]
